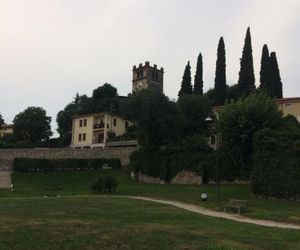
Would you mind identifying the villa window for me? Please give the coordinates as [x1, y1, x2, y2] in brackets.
[79, 120, 83, 127]
[113, 118, 117, 127]
[83, 133, 86, 141]
[78, 134, 82, 141]
[83, 119, 87, 126]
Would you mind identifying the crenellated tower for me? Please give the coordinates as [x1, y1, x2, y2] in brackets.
[132, 61, 164, 93]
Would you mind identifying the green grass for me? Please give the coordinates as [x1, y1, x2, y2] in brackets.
[0, 169, 299, 225]
[0, 196, 299, 250]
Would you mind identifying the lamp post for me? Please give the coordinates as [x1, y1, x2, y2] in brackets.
[205, 116, 220, 204]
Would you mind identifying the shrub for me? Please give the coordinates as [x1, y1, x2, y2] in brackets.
[13, 158, 121, 172]
[91, 176, 118, 193]
[91, 177, 105, 193]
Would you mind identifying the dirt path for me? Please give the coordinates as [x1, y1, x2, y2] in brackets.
[117, 195, 300, 230]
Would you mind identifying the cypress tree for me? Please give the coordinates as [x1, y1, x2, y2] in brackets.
[238, 27, 255, 96]
[178, 61, 193, 97]
[214, 37, 226, 105]
[194, 53, 203, 95]
[259, 44, 271, 93]
[270, 52, 283, 98]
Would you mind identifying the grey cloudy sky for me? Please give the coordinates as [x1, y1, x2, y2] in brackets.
[0, 0, 300, 135]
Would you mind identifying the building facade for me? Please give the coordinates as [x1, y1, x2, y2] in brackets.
[276, 97, 300, 121]
[0, 124, 14, 138]
[71, 113, 134, 148]
[132, 61, 164, 93]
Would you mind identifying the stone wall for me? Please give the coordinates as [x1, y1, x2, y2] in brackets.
[171, 171, 203, 185]
[137, 171, 203, 185]
[0, 147, 136, 171]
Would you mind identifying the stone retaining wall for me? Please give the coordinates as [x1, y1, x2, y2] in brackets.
[0, 147, 136, 171]
[137, 171, 203, 185]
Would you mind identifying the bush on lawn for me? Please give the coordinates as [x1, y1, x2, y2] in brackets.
[91, 176, 118, 193]
[13, 158, 121, 172]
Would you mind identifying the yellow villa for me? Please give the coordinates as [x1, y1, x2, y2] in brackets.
[209, 97, 300, 149]
[276, 97, 300, 121]
[212, 97, 300, 121]
[0, 124, 14, 138]
[71, 112, 135, 148]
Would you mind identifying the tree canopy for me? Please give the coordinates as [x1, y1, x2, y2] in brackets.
[178, 61, 193, 98]
[214, 37, 227, 105]
[13, 107, 52, 143]
[218, 93, 283, 179]
[270, 52, 283, 98]
[194, 53, 203, 95]
[238, 27, 255, 96]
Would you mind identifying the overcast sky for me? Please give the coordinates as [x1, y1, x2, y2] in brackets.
[0, 0, 300, 135]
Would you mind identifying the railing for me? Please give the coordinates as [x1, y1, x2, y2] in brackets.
[93, 123, 105, 129]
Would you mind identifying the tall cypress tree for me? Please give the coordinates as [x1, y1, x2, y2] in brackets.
[214, 37, 226, 105]
[194, 53, 203, 95]
[178, 61, 193, 97]
[238, 27, 255, 96]
[270, 52, 283, 98]
[259, 44, 271, 93]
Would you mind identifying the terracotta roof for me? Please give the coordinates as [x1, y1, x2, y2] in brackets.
[72, 112, 128, 121]
[276, 97, 300, 104]
[212, 97, 300, 112]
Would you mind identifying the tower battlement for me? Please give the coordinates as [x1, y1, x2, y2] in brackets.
[132, 61, 164, 93]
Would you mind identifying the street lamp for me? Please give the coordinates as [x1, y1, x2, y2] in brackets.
[205, 116, 221, 204]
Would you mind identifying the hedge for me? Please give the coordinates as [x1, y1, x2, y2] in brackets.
[13, 158, 121, 172]
[251, 127, 300, 199]
[129, 136, 215, 183]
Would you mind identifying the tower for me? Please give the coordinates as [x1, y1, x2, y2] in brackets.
[132, 61, 164, 93]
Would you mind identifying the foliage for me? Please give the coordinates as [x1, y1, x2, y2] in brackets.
[13, 158, 121, 172]
[259, 44, 272, 95]
[203, 88, 215, 104]
[269, 52, 283, 99]
[177, 95, 211, 136]
[121, 90, 181, 149]
[214, 37, 227, 105]
[237, 27, 255, 96]
[251, 118, 300, 199]
[217, 93, 283, 180]
[226, 84, 240, 102]
[178, 61, 193, 97]
[13, 107, 52, 143]
[56, 83, 120, 144]
[194, 53, 203, 95]
[0, 114, 4, 126]
[91, 176, 118, 193]
[130, 136, 214, 182]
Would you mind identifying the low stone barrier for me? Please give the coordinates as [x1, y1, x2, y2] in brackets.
[137, 171, 203, 185]
[0, 147, 136, 171]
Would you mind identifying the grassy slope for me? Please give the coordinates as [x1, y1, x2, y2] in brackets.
[0, 169, 299, 225]
[0, 196, 299, 250]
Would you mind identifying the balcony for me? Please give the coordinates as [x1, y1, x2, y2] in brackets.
[93, 123, 105, 130]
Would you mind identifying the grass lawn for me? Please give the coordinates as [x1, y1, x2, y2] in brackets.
[0, 169, 299, 226]
[0, 196, 299, 250]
